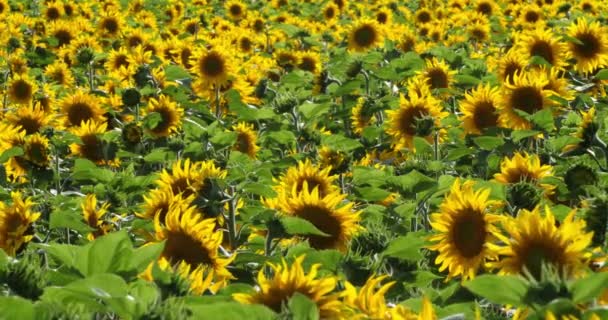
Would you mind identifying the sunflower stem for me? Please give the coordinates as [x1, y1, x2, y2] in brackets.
[88, 62, 95, 91]
[214, 85, 222, 121]
[227, 186, 238, 250]
[362, 70, 370, 96]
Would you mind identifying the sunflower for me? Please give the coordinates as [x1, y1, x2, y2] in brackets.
[69, 120, 119, 167]
[48, 20, 77, 47]
[318, 146, 348, 174]
[225, 0, 246, 20]
[562, 107, 597, 153]
[428, 179, 503, 280]
[566, 19, 608, 74]
[386, 93, 448, 152]
[498, 71, 555, 130]
[233, 256, 346, 318]
[375, 7, 392, 25]
[489, 206, 592, 279]
[139, 188, 195, 223]
[343, 275, 396, 319]
[7, 74, 37, 105]
[295, 51, 322, 75]
[515, 28, 569, 69]
[105, 47, 134, 77]
[44, 61, 74, 86]
[415, 8, 433, 24]
[493, 49, 528, 84]
[97, 11, 124, 38]
[322, 3, 339, 23]
[6, 104, 53, 135]
[154, 201, 234, 283]
[156, 159, 227, 199]
[493, 152, 555, 195]
[275, 186, 361, 251]
[232, 122, 260, 159]
[418, 58, 456, 92]
[59, 91, 106, 128]
[459, 84, 503, 135]
[44, 1, 63, 20]
[348, 19, 384, 52]
[81, 194, 112, 240]
[271, 159, 338, 199]
[23, 133, 50, 168]
[517, 4, 544, 28]
[144, 95, 184, 138]
[0, 192, 41, 256]
[190, 47, 235, 89]
[467, 21, 491, 43]
[351, 96, 376, 135]
[475, 0, 498, 16]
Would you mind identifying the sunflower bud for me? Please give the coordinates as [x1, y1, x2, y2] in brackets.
[564, 164, 597, 195]
[342, 254, 372, 286]
[7, 37, 21, 52]
[585, 198, 608, 246]
[2, 255, 45, 300]
[121, 88, 141, 107]
[254, 78, 268, 99]
[134, 66, 152, 88]
[508, 181, 543, 212]
[122, 122, 143, 145]
[345, 60, 363, 78]
[76, 47, 95, 65]
[272, 94, 298, 114]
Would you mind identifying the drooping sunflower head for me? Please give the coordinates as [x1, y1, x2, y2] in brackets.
[566, 19, 608, 74]
[6, 103, 54, 135]
[493, 152, 555, 195]
[60, 91, 106, 128]
[145, 95, 184, 138]
[154, 201, 234, 281]
[233, 255, 346, 318]
[232, 122, 260, 159]
[428, 179, 503, 280]
[0, 192, 41, 256]
[7, 74, 37, 105]
[81, 194, 112, 240]
[498, 71, 554, 130]
[23, 133, 50, 168]
[273, 159, 338, 198]
[459, 83, 503, 135]
[386, 93, 448, 151]
[515, 28, 569, 69]
[490, 206, 593, 279]
[348, 19, 384, 52]
[277, 187, 362, 251]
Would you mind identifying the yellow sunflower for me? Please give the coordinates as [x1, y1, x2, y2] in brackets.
[190, 47, 235, 89]
[515, 28, 569, 69]
[489, 206, 592, 279]
[295, 51, 322, 75]
[562, 107, 596, 153]
[139, 188, 195, 223]
[225, 0, 247, 21]
[351, 96, 376, 135]
[23, 133, 50, 168]
[233, 255, 346, 318]
[348, 19, 384, 52]
[144, 95, 184, 138]
[81, 194, 112, 241]
[271, 159, 338, 199]
[493, 49, 528, 84]
[567, 19, 608, 74]
[428, 179, 503, 280]
[344, 275, 396, 319]
[69, 120, 119, 167]
[6, 103, 54, 135]
[44, 61, 75, 86]
[275, 186, 361, 251]
[156, 159, 227, 199]
[59, 91, 106, 128]
[0, 192, 41, 256]
[459, 84, 503, 135]
[322, 3, 340, 23]
[7, 74, 37, 105]
[154, 201, 234, 283]
[493, 152, 555, 195]
[97, 10, 124, 38]
[418, 58, 456, 93]
[386, 93, 448, 152]
[498, 71, 555, 130]
[233, 122, 260, 159]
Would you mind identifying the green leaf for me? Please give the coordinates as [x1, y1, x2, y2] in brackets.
[130, 241, 165, 274]
[143, 148, 175, 164]
[187, 302, 276, 320]
[413, 137, 433, 155]
[334, 79, 362, 96]
[0, 146, 23, 163]
[289, 293, 319, 320]
[143, 112, 163, 130]
[298, 102, 330, 120]
[445, 147, 473, 161]
[389, 170, 436, 193]
[531, 108, 554, 132]
[355, 186, 391, 202]
[210, 131, 238, 148]
[569, 271, 608, 303]
[320, 134, 363, 152]
[463, 274, 527, 306]
[454, 74, 480, 86]
[226, 90, 275, 121]
[164, 65, 191, 81]
[383, 232, 426, 261]
[266, 130, 296, 146]
[71, 159, 114, 183]
[473, 136, 504, 150]
[0, 296, 36, 320]
[75, 230, 134, 277]
[511, 130, 541, 142]
[281, 216, 329, 237]
[49, 207, 94, 234]
[594, 69, 608, 80]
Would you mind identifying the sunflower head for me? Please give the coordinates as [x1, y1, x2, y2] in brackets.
[233, 256, 346, 318]
[343, 275, 395, 318]
[515, 28, 569, 69]
[428, 179, 503, 280]
[273, 159, 338, 199]
[418, 58, 456, 92]
[493, 152, 554, 195]
[23, 133, 50, 168]
[225, 0, 246, 20]
[348, 19, 384, 52]
[6, 103, 53, 135]
[145, 95, 184, 138]
[7, 74, 37, 105]
[490, 206, 593, 279]
[0, 192, 41, 256]
[69, 119, 119, 167]
[60, 91, 106, 128]
[190, 48, 234, 88]
[81, 194, 112, 240]
[233, 122, 260, 159]
[459, 83, 502, 135]
[567, 19, 608, 74]
[498, 71, 554, 130]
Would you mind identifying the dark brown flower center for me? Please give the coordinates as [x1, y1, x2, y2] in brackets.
[473, 101, 499, 130]
[353, 25, 377, 48]
[451, 210, 486, 258]
[199, 52, 226, 78]
[530, 40, 554, 64]
[294, 205, 342, 250]
[573, 32, 601, 58]
[510, 86, 543, 115]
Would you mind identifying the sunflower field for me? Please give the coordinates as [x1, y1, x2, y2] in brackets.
[2, 0, 608, 319]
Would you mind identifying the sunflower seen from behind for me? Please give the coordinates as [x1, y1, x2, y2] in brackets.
[233, 255, 346, 318]
[489, 206, 592, 279]
[428, 179, 503, 280]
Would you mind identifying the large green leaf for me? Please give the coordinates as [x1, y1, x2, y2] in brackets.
[569, 271, 608, 303]
[382, 232, 426, 261]
[289, 293, 319, 320]
[281, 216, 329, 237]
[463, 274, 527, 306]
